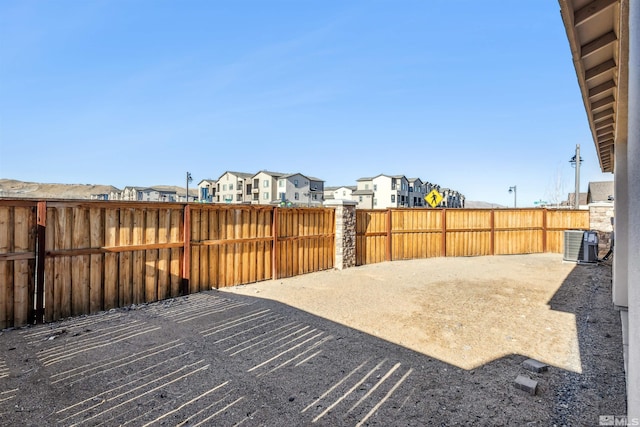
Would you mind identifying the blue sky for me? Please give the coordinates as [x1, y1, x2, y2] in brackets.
[0, 0, 612, 206]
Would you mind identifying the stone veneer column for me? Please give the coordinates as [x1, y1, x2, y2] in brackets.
[588, 203, 614, 255]
[324, 200, 357, 270]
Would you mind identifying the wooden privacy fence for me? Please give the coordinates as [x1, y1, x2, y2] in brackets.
[356, 208, 590, 265]
[0, 200, 335, 328]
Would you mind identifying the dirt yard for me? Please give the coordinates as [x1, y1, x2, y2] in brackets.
[0, 253, 627, 426]
[224, 254, 585, 372]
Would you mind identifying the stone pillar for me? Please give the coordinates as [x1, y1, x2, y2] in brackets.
[324, 200, 357, 270]
[627, 0, 640, 417]
[588, 203, 614, 254]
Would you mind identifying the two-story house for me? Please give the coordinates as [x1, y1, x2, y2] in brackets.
[216, 171, 253, 204]
[197, 179, 217, 203]
[324, 186, 356, 202]
[408, 178, 426, 207]
[117, 186, 178, 202]
[251, 171, 285, 205]
[277, 173, 324, 207]
[356, 174, 410, 209]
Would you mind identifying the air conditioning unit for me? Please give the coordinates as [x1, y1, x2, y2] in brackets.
[580, 231, 599, 263]
[563, 230, 585, 262]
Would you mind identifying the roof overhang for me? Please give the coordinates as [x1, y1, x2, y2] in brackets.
[559, 0, 629, 172]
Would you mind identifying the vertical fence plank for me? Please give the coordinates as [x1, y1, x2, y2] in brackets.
[89, 207, 104, 314]
[157, 208, 170, 300]
[0, 207, 12, 329]
[13, 207, 31, 326]
[104, 208, 119, 310]
[170, 208, 182, 296]
[145, 208, 158, 302]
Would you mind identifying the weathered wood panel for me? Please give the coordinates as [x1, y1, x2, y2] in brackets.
[275, 208, 334, 279]
[0, 203, 37, 328]
[546, 209, 590, 253]
[42, 202, 184, 323]
[494, 209, 544, 255]
[191, 205, 275, 289]
[446, 210, 492, 257]
[355, 210, 388, 265]
[391, 210, 442, 260]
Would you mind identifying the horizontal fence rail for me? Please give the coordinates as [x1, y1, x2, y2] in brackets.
[356, 208, 590, 266]
[0, 200, 336, 328]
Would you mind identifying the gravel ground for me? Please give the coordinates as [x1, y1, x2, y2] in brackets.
[0, 254, 627, 426]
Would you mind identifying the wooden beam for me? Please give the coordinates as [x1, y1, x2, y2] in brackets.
[597, 132, 614, 141]
[585, 59, 616, 81]
[591, 95, 616, 110]
[595, 117, 615, 128]
[581, 31, 617, 58]
[597, 125, 614, 136]
[575, 0, 618, 26]
[599, 138, 615, 146]
[589, 79, 615, 98]
[593, 107, 615, 121]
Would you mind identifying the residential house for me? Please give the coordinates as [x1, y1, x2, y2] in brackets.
[117, 186, 178, 202]
[324, 186, 356, 202]
[351, 189, 375, 209]
[408, 178, 426, 207]
[356, 174, 410, 208]
[276, 173, 324, 207]
[216, 171, 253, 204]
[251, 171, 286, 205]
[587, 181, 614, 204]
[198, 179, 216, 203]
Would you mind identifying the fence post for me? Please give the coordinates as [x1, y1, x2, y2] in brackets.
[441, 209, 447, 257]
[542, 209, 547, 253]
[324, 200, 357, 269]
[386, 209, 392, 261]
[272, 207, 279, 280]
[490, 209, 495, 256]
[34, 201, 46, 324]
[182, 204, 190, 295]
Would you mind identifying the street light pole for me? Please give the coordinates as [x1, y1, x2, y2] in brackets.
[509, 185, 517, 208]
[186, 172, 193, 203]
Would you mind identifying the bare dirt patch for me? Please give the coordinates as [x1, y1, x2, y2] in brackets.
[223, 254, 581, 371]
[0, 254, 626, 425]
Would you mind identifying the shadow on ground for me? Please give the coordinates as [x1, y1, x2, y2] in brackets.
[0, 259, 626, 426]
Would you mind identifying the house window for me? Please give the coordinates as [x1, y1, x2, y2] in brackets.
[263, 192, 269, 200]
[294, 192, 299, 200]
[279, 192, 285, 200]
[359, 196, 363, 202]
[365, 184, 369, 190]
[313, 194, 318, 200]
[229, 184, 234, 190]
[391, 195, 396, 203]
[373, 198, 377, 206]
[236, 194, 242, 201]
[223, 184, 227, 191]
[294, 179, 299, 187]
[263, 180, 269, 188]
[342, 191, 346, 196]
[373, 184, 377, 191]
[279, 180, 285, 187]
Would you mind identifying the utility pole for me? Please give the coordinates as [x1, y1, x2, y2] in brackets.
[574, 144, 580, 209]
[570, 144, 581, 209]
[186, 172, 193, 203]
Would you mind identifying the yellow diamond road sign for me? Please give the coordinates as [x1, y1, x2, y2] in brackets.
[425, 189, 443, 208]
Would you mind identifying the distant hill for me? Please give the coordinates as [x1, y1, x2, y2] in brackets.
[464, 200, 505, 209]
[0, 179, 195, 200]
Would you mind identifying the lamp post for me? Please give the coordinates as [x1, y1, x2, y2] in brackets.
[186, 172, 193, 203]
[508, 185, 517, 208]
[569, 144, 582, 209]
